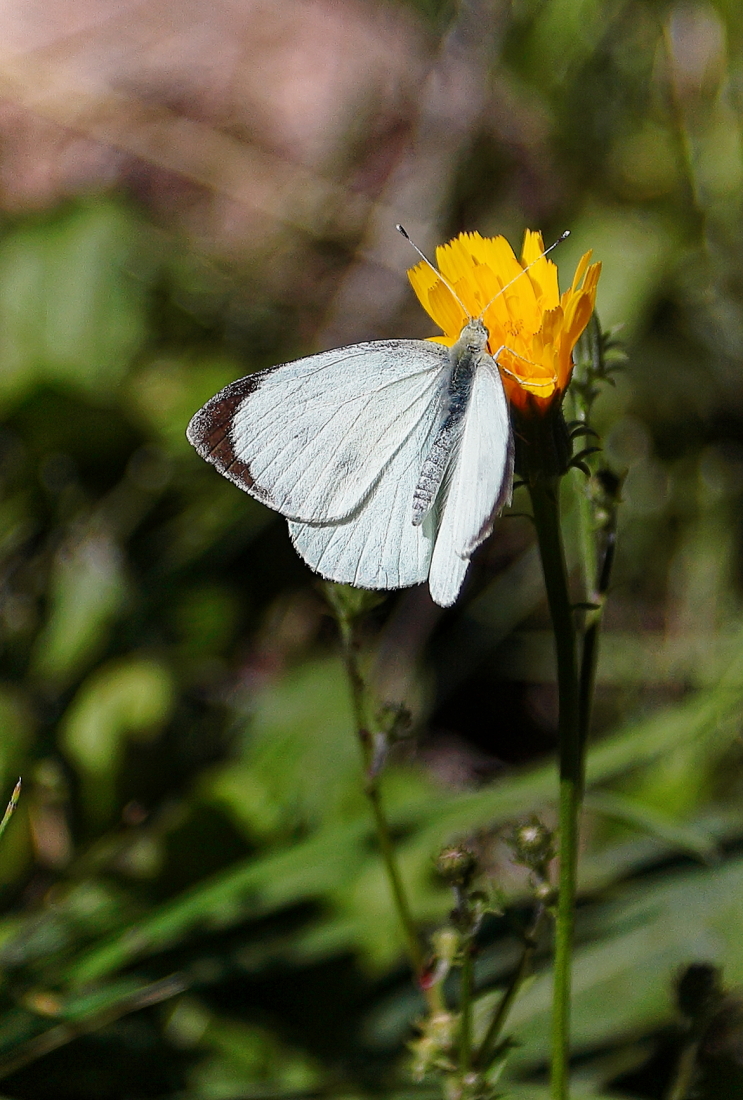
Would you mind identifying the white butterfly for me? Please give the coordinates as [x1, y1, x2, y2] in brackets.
[186, 231, 564, 607]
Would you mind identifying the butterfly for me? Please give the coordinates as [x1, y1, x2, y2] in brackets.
[186, 229, 565, 607]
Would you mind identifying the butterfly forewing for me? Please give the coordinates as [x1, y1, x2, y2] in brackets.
[187, 341, 451, 524]
[187, 327, 515, 608]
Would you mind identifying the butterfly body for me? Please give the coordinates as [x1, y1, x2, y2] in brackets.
[187, 319, 513, 607]
[411, 320, 488, 527]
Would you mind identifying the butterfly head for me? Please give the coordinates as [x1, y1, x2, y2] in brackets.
[459, 318, 489, 353]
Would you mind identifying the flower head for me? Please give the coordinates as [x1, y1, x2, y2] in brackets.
[407, 230, 601, 414]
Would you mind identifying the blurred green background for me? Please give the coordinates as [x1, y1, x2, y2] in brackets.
[0, 0, 742, 1097]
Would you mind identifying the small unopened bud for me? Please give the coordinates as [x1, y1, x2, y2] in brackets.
[436, 845, 478, 887]
[508, 817, 555, 872]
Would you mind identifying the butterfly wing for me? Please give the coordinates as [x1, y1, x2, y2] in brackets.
[428, 355, 514, 607]
[287, 404, 441, 590]
[186, 341, 451, 524]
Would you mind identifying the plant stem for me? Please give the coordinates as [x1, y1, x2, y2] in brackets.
[475, 903, 547, 1070]
[0, 778, 21, 844]
[459, 942, 474, 1072]
[366, 780, 425, 978]
[337, 609, 443, 1014]
[665, 1036, 701, 1100]
[529, 478, 583, 1100]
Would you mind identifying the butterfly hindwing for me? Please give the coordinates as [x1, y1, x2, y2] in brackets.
[287, 398, 442, 590]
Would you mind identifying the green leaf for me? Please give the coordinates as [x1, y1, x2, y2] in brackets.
[0, 201, 149, 405]
[60, 657, 174, 823]
[584, 790, 717, 862]
[62, 634, 743, 983]
[503, 855, 743, 1072]
[30, 530, 125, 687]
[64, 818, 370, 986]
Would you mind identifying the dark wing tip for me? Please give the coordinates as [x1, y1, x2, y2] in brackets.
[186, 373, 265, 493]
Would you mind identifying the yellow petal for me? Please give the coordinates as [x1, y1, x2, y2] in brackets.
[521, 229, 546, 266]
[531, 264, 560, 310]
[521, 230, 560, 310]
[475, 235, 524, 285]
[435, 234, 481, 285]
[556, 344, 575, 389]
[540, 305, 564, 347]
[468, 262, 505, 314]
[571, 250, 593, 292]
[563, 291, 594, 348]
[407, 261, 466, 337]
[582, 260, 602, 299]
[407, 258, 438, 307]
[451, 275, 483, 319]
[427, 279, 468, 336]
[490, 275, 541, 335]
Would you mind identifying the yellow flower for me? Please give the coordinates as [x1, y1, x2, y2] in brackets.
[407, 230, 601, 413]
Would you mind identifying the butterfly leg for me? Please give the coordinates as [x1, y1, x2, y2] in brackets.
[491, 344, 558, 390]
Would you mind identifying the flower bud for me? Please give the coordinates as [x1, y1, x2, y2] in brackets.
[435, 845, 478, 888]
[508, 817, 555, 872]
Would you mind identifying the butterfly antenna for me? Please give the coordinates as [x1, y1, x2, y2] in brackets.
[396, 224, 470, 319]
[477, 230, 571, 320]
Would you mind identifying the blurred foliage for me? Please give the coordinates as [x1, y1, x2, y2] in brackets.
[0, 0, 742, 1098]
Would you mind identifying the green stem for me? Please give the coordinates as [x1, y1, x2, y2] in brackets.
[529, 478, 583, 1100]
[366, 783, 424, 979]
[475, 903, 547, 1070]
[571, 472, 599, 756]
[578, 619, 599, 754]
[665, 1036, 701, 1100]
[459, 942, 474, 1072]
[337, 610, 442, 1014]
[0, 778, 21, 844]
